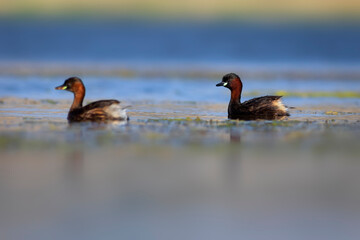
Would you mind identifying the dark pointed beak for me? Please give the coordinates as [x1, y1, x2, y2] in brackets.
[55, 85, 67, 90]
[216, 82, 225, 87]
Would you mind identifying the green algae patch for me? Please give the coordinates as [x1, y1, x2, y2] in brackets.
[275, 90, 360, 98]
[147, 118, 241, 127]
[325, 111, 339, 115]
[148, 117, 208, 123]
[146, 118, 306, 130]
[270, 121, 294, 127]
[42, 99, 58, 104]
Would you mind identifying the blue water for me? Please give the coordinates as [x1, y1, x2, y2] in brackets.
[1, 76, 359, 108]
[1, 19, 360, 105]
[1, 19, 360, 64]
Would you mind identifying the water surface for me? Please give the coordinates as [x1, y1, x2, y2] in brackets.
[1, 19, 360, 240]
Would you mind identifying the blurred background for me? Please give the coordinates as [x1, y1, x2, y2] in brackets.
[1, 0, 360, 100]
[1, 1, 360, 240]
[0, 0, 360, 76]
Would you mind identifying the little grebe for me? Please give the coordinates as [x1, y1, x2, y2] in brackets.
[216, 73, 290, 120]
[55, 77, 128, 122]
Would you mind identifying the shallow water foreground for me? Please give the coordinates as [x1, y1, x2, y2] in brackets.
[1, 96, 360, 240]
[1, 74, 360, 240]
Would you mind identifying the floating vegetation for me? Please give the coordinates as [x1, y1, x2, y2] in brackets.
[42, 99, 58, 104]
[145, 117, 308, 130]
[148, 117, 207, 123]
[275, 90, 360, 98]
[0, 95, 359, 150]
[325, 111, 339, 115]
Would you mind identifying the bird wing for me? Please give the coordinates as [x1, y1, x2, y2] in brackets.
[68, 100, 122, 122]
[242, 96, 282, 113]
[82, 100, 120, 111]
[80, 107, 111, 121]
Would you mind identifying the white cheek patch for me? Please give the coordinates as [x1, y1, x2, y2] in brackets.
[223, 82, 228, 86]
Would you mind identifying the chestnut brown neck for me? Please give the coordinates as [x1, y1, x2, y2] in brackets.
[70, 82, 85, 111]
[229, 78, 243, 104]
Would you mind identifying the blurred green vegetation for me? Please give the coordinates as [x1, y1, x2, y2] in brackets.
[275, 90, 360, 98]
[1, 0, 360, 20]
